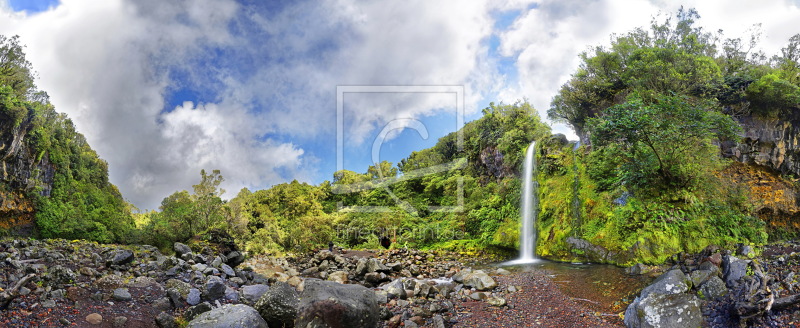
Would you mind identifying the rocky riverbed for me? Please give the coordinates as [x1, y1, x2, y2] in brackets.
[2, 237, 799, 327]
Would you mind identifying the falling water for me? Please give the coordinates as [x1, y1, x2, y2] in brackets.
[511, 141, 539, 264]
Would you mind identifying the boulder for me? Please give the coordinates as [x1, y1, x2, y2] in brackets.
[698, 276, 728, 300]
[112, 288, 132, 302]
[225, 251, 245, 267]
[255, 281, 299, 328]
[722, 255, 749, 288]
[688, 269, 714, 287]
[203, 276, 226, 301]
[637, 269, 691, 299]
[240, 284, 269, 305]
[186, 304, 267, 328]
[385, 279, 406, 299]
[107, 249, 134, 266]
[296, 279, 379, 328]
[623, 293, 701, 328]
[463, 271, 497, 291]
[174, 243, 192, 257]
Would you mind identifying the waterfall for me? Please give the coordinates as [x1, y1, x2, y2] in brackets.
[517, 141, 539, 263]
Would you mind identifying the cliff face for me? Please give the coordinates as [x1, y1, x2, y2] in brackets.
[725, 111, 800, 176]
[0, 115, 55, 233]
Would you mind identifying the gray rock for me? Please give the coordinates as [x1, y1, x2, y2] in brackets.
[203, 276, 226, 301]
[112, 288, 132, 302]
[432, 315, 446, 328]
[451, 269, 471, 283]
[626, 263, 651, 275]
[365, 272, 389, 284]
[737, 245, 754, 258]
[113, 316, 128, 327]
[174, 243, 192, 257]
[255, 281, 299, 328]
[295, 279, 379, 328]
[688, 269, 714, 287]
[108, 249, 134, 266]
[42, 299, 56, 308]
[221, 264, 235, 277]
[327, 271, 348, 284]
[698, 276, 728, 300]
[624, 293, 701, 328]
[47, 265, 76, 287]
[186, 304, 267, 328]
[723, 255, 749, 288]
[240, 284, 269, 305]
[414, 281, 434, 298]
[155, 312, 177, 328]
[638, 269, 691, 299]
[385, 279, 406, 299]
[225, 251, 245, 267]
[225, 286, 239, 301]
[187, 288, 202, 305]
[185, 302, 213, 321]
[463, 271, 497, 291]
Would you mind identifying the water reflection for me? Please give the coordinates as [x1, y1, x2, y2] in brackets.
[499, 260, 653, 314]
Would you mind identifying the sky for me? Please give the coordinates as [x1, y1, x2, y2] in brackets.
[1, 0, 799, 210]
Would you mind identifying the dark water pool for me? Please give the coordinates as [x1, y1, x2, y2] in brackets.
[499, 260, 653, 314]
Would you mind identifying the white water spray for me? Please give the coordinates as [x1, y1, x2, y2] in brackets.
[506, 141, 540, 265]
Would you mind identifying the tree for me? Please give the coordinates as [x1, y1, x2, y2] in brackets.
[588, 94, 739, 193]
[192, 169, 225, 231]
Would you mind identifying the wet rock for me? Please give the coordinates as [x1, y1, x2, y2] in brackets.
[187, 304, 268, 328]
[414, 281, 434, 298]
[626, 263, 652, 275]
[638, 269, 691, 299]
[255, 281, 299, 328]
[296, 279, 379, 328]
[688, 269, 714, 287]
[47, 265, 76, 287]
[385, 279, 406, 299]
[451, 269, 471, 284]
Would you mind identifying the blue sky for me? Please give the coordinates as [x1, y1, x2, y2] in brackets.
[2, 0, 799, 209]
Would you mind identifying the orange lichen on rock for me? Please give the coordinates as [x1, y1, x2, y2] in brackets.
[720, 162, 800, 236]
[0, 190, 35, 230]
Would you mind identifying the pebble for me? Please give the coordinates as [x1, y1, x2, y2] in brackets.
[86, 313, 103, 325]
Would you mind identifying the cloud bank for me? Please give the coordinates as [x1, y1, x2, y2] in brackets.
[1, 0, 798, 209]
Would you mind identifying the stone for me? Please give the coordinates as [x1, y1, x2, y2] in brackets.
[203, 276, 226, 301]
[328, 271, 348, 284]
[508, 285, 518, 293]
[626, 263, 651, 275]
[414, 281, 434, 298]
[221, 264, 235, 277]
[698, 276, 728, 300]
[225, 251, 245, 267]
[185, 302, 214, 321]
[42, 299, 56, 308]
[95, 274, 124, 289]
[737, 244, 754, 258]
[240, 284, 269, 305]
[365, 272, 389, 284]
[385, 279, 406, 299]
[187, 288, 202, 305]
[156, 312, 177, 328]
[637, 269, 691, 300]
[688, 269, 715, 287]
[487, 296, 506, 307]
[186, 304, 267, 328]
[174, 243, 192, 257]
[47, 265, 76, 287]
[254, 281, 299, 328]
[112, 288, 132, 301]
[295, 279, 379, 328]
[624, 293, 701, 328]
[113, 316, 128, 327]
[432, 315, 446, 328]
[225, 286, 239, 301]
[723, 255, 749, 288]
[108, 249, 134, 266]
[469, 292, 487, 300]
[86, 313, 103, 325]
[153, 297, 173, 311]
[463, 271, 497, 291]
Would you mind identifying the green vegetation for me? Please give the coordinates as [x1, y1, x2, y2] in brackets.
[0, 35, 134, 243]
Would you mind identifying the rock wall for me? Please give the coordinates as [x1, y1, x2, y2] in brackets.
[724, 111, 800, 177]
[0, 115, 55, 233]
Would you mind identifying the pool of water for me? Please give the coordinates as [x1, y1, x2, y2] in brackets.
[499, 260, 654, 314]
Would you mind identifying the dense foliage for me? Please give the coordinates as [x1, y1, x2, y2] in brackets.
[0, 35, 134, 242]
